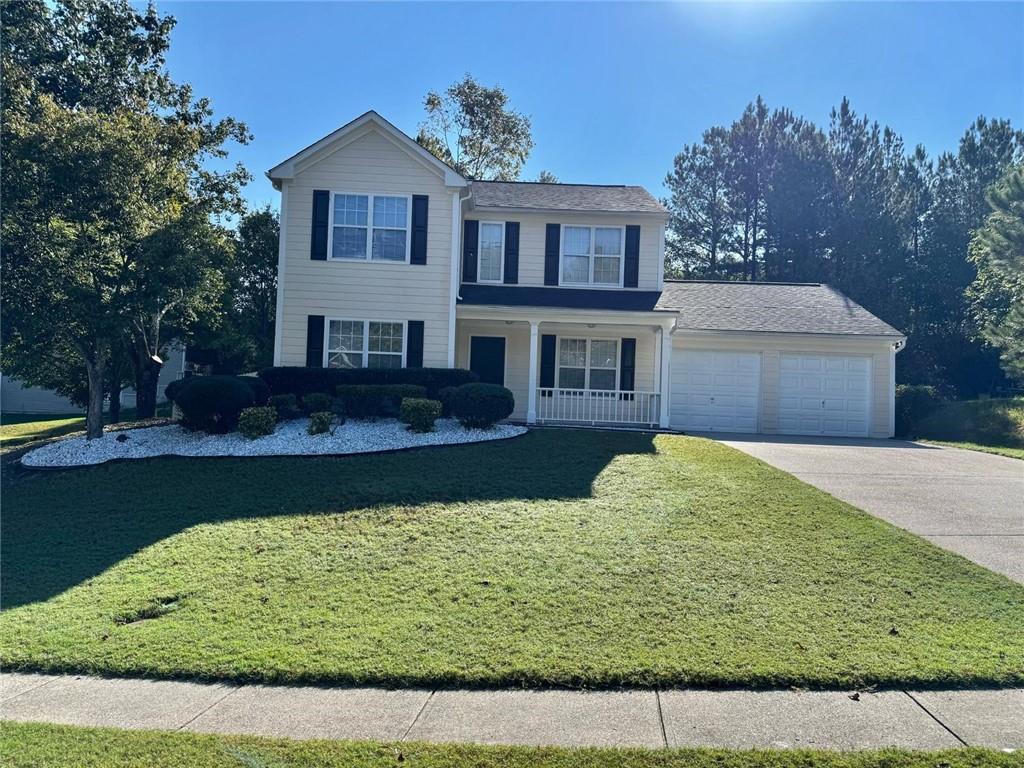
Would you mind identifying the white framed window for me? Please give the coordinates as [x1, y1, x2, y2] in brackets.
[478, 221, 504, 283]
[329, 193, 411, 262]
[326, 319, 405, 369]
[556, 337, 619, 391]
[561, 225, 624, 287]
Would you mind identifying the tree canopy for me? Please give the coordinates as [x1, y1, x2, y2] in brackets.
[416, 74, 534, 181]
[664, 97, 1024, 395]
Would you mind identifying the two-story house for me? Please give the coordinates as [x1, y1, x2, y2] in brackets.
[268, 111, 905, 438]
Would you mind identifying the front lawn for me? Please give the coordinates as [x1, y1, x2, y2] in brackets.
[3, 723, 1019, 768]
[0, 414, 85, 448]
[913, 397, 1024, 460]
[2, 430, 1022, 689]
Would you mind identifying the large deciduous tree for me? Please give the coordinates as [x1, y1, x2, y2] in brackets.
[416, 74, 534, 180]
[1, 0, 250, 435]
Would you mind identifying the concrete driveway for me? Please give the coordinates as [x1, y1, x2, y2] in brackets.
[717, 435, 1024, 583]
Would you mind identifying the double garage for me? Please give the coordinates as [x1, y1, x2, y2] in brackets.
[668, 334, 899, 439]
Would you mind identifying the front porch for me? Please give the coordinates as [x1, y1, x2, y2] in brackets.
[454, 306, 674, 428]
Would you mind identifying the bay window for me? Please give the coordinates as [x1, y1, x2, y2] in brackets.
[326, 320, 404, 368]
[330, 193, 410, 261]
[557, 338, 619, 391]
[561, 225, 623, 286]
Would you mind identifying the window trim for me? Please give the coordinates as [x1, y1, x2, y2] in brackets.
[327, 191, 413, 264]
[476, 221, 505, 284]
[323, 318, 408, 369]
[559, 225, 625, 288]
[554, 335, 620, 392]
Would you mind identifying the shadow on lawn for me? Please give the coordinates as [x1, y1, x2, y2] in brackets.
[2, 428, 657, 608]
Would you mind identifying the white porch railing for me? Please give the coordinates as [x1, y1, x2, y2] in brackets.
[536, 388, 659, 426]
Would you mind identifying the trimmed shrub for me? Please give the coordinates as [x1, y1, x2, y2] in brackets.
[437, 386, 457, 417]
[336, 384, 427, 420]
[895, 384, 943, 437]
[400, 398, 442, 433]
[164, 377, 190, 403]
[269, 394, 301, 420]
[451, 383, 514, 429]
[307, 411, 334, 435]
[259, 366, 478, 399]
[241, 376, 271, 406]
[173, 375, 255, 434]
[301, 392, 334, 415]
[238, 406, 277, 440]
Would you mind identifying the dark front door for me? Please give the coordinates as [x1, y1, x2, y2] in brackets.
[470, 336, 506, 386]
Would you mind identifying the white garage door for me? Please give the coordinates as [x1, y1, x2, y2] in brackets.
[670, 351, 761, 433]
[778, 354, 871, 437]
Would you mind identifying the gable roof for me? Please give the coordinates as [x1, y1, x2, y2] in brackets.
[657, 281, 904, 337]
[470, 181, 667, 216]
[266, 110, 468, 188]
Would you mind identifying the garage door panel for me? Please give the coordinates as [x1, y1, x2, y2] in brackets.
[671, 351, 761, 433]
[778, 354, 871, 437]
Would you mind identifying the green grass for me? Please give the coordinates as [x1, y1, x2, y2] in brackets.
[0, 406, 173, 449]
[2, 430, 1023, 689]
[913, 397, 1024, 460]
[3, 722, 1020, 768]
[0, 414, 85, 447]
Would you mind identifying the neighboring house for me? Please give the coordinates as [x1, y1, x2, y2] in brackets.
[1, 346, 186, 415]
[268, 111, 905, 438]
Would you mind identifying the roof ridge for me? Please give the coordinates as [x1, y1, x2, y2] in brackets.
[471, 180, 633, 189]
[664, 279, 823, 287]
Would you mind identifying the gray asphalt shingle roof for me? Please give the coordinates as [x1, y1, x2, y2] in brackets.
[470, 181, 667, 214]
[656, 281, 904, 337]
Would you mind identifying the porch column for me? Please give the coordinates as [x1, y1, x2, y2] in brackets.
[658, 321, 673, 429]
[527, 320, 539, 424]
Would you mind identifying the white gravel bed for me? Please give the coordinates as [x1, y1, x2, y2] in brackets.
[20, 418, 527, 468]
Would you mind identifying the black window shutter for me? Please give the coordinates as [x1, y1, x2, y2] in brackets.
[306, 315, 325, 367]
[503, 222, 519, 284]
[540, 334, 556, 389]
[544, 224, 560, 286]
[620, 338, 636, 392]
[311, 190, 329, 260]
[462, 220, 478, 283]
[406, 320, 424, 367]
[624, 225, 640, 287]
[410, 195, 429, 264]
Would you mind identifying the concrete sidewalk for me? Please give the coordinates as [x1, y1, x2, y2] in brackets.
[2, 673, 1021, 750]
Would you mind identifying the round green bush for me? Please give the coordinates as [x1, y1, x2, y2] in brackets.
[173, 375, 255, 434]
[241, 376, 271, 406]
[451, 383, 514, 429]
[238, 406, 277, 440]
[437, 386, 457, 417]
[400, 398, 442, 433]
[269, 394, 301, 420]
[307, 411, 334, 435]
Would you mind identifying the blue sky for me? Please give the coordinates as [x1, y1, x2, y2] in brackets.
[160, 1, 1024, 212]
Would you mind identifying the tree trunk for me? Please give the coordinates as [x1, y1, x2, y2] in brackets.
[108, 378, 122, 423]
[85, 359, 106, 440]
[132, 353, 163, 419]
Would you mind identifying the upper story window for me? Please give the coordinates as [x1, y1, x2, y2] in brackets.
[478, 222, 504, 283]
[330, 193, 410, 262]
[561, 226, 623, 287]
[326, 319, 404, 368]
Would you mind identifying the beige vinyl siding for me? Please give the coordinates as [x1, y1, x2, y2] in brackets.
[456, 319, 660, 421]
[465, 212, 663, 290]
[672, 332, 896, 438]
[278, 127, 453, 367]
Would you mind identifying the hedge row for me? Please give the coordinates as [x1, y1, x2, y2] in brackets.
[259, 367, 478, 399]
